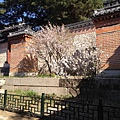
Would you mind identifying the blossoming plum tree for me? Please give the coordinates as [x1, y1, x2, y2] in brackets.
[58, 40, 102, 79]
[29, 23, 73, 76]
[29, 23, 102, 79]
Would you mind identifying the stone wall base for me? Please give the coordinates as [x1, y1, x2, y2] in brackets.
[2, 78, 69, 96]
[98, 70, 120, 77]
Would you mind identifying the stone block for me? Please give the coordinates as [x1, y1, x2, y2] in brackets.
[5, 78, 60, 86]
[29, 87, 68, 96]
[2, 85, 14, 91]
[0, 89, 5, 94]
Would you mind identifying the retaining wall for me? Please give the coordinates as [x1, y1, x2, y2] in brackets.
[2, 77, 120, 98]
[2, 77, 69, 96]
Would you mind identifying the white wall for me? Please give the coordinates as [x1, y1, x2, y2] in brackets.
[0, 43, 8, 67]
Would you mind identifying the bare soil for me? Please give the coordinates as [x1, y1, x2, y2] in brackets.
[0, 110, 41, 120]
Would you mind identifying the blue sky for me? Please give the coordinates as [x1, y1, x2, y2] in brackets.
[0, 0, 4, 3]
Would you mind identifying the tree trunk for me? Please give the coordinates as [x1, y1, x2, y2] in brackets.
[45, 60, 52, 77]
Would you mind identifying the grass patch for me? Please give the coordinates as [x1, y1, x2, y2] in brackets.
[37, 73, 56, 78]
[8, 90, 72, 100]
[45, 93, 72, 100]
[9, 89, 38, 97]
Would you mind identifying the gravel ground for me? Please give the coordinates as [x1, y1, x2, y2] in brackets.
[0, 110, 41, 120]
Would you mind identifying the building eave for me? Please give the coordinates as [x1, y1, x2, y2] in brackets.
[8, 31, 34, 38]
[65, 19, 94, 30]
[92, 4, 120, 18]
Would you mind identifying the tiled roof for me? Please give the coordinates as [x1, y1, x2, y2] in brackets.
[0, 38, 7, 43]
[0, 24, 22, 33]
[8, 26, 34, 37]
[92, 4, 120, 17]
[0, 23, 34, 43]
[0, 23, 32, 33]
[65, 20, 94, 29]
[0, 23, 33, 37]
[8, 30, 34, 37]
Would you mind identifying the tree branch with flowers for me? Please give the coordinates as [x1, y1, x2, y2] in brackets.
[28, 23, 73, 76]
[28, 23, 102, 80]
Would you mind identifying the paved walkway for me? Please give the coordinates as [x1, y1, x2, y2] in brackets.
[0, 115, 8, 120]
[0, 110, 40, 120]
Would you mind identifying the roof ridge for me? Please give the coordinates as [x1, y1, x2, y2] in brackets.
[65, 20, 94, 29]
[92, 4, 120, 17]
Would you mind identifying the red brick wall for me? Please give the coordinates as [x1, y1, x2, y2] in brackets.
[96, 23, 120, 70]
[1, 17, 119, 76]
[8, 35, 26, 74]
[8, 24, 96, 75]
[8, 34, 37, 75]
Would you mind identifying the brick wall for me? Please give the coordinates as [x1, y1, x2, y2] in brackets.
[0, 16, 120, 76]
[92, 8, 120, 76]
[9, 35, 26, 75]
[96, 24, 120, 70]
[8, 34, 36, 76]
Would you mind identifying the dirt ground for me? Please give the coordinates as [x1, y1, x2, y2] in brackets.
[0, 110, 41, 120]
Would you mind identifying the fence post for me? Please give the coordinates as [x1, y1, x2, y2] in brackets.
[41, 93, 45, 117]
[4, 90, 7, 110]
[98, 99, 103, 120]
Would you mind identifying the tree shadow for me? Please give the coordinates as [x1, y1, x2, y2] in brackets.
[56, 45, 120, 105]
[107, 45, 120, 70]
[60, 77, 97, 103]
[62, 45, 120, 104]
[15, 54, 38, 76]
[7, 112, 41, 120]
[44, 46, 120, 119]
[1, 61, 10, 76]
[5, 47, 120, 120]
[43, 77, 120, 120]
[99, 46, 120, 77]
